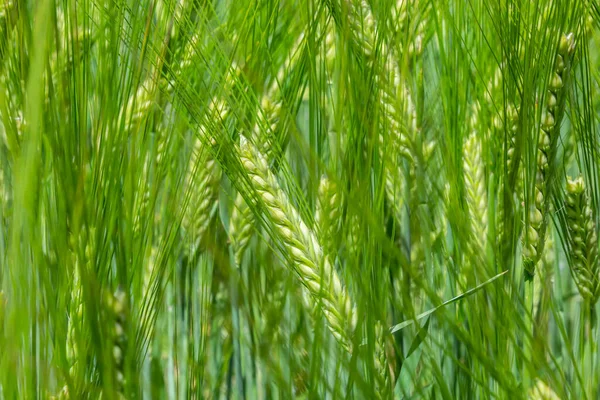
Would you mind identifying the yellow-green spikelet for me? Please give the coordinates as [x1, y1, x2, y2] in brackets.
[565, 176, 600, 305]
[495, 104, 521, 256]
[316, 176, 343, 258]
[229, 193, 255, 266]
[182, 136, 221, 250]
[533, 232, 556, 356]
[239, 139, 356, 352]
[533, 232, 555, 318]
[523, 33, 576, 276]
[113, 289, 128, 393]
[374, 322, 394, 397]
[119, 79, 156, 133]
[229, 35, 302, 263]
[229, 94, 285, 265]
[464, 131, 488, 252]
[66, 294, 83, 378]
[182, 101, 227, 251]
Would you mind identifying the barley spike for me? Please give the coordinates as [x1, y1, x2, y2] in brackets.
[239, 139, 356, 351]
[524, 33, 576, 276]
[565, 176, 600, 305]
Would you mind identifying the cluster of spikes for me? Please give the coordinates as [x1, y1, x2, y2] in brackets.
[3, 0, 600, 397]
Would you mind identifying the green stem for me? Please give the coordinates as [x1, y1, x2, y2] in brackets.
[592, 307, 598, 399]
[584, 303, 596, 399]
[523, 274, 534, 393]
[579, 304, 589, 400]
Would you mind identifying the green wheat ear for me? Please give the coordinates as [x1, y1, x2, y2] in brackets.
[181, 101, 226, 253]
[109, 287, 129, 396]
[316, 176, 343, 258]
[118, 78, 157, 133]
[464, 131, 488, 252]
[66, 287, 83, 378]
[229, 192, 254, 266]
[565, 176, 600, 305]
[495, 103, 521, 256]
[239, 139, 356, 352]
[524, 33, 576, 276]
[534, 231, 555, 317]
[374, 321, 394, 397]
[181, 135, 221, 252]
[228, 33, 305, 266]
[228, 95, 286, 267]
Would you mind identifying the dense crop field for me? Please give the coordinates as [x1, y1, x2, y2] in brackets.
[1, 0, 600, 398]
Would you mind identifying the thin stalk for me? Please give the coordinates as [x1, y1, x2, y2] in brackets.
[579, 304, 589, 400]
[523, 275, 534, 392]
[583, 303, 596, 399]
[229, 263, 245, 399]
[592, 307, 597, 399]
